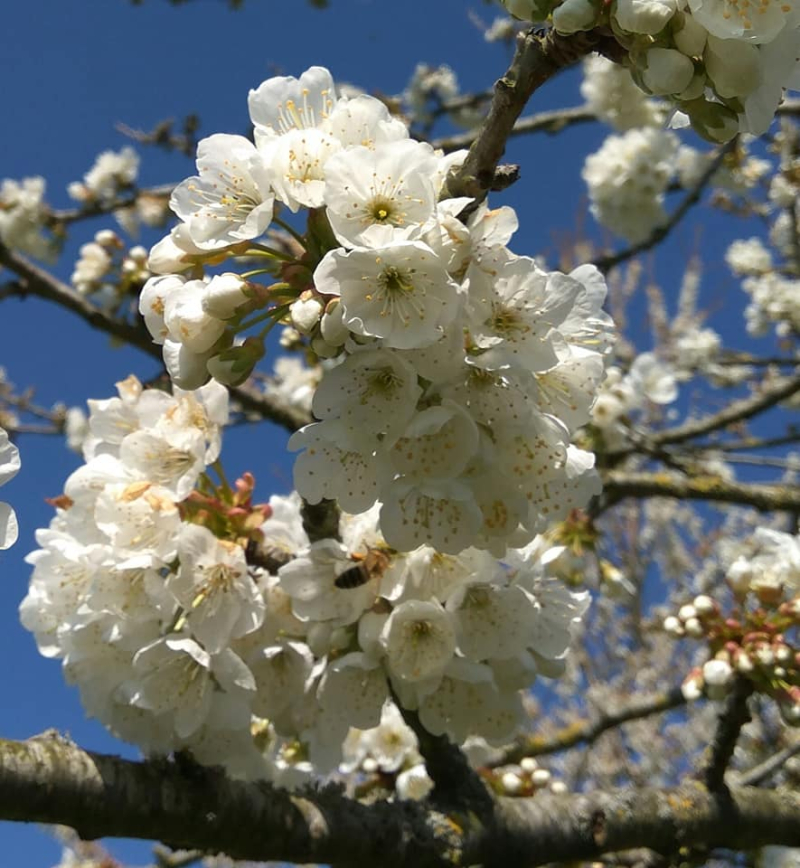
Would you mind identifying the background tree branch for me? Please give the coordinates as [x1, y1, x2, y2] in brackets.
[497, 686, 687, 765]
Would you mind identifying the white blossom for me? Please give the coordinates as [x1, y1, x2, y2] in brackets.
[0, 427, 20, 550]
[170, 134, 275, 249]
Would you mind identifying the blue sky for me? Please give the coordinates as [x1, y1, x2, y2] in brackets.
[0, 1, 773, 865]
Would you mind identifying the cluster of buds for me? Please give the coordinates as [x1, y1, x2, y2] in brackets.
[72, 229, 151, 311]
[503, 0, 800, 142]
[179, 470, 273, 556]
[486, 756, 567, 797]
[667, 588, 799, 723]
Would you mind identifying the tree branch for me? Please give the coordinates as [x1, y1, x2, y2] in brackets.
[432, 104, 596, 153]
[394, 705, 493, 813]
[443, 28, 608, 205]
[47, 183, 176, 226]
[2, 733, 800, 868]
[496, 687, 686, 766]
[735, 741, 800, 787]
[602, 470, 800, 512]
[652, 371, 800, 446]
[703, 678, 754, 792]
[0, 241, 162, 358]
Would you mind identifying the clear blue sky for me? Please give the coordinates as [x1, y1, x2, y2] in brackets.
[0, 1, 767, 865]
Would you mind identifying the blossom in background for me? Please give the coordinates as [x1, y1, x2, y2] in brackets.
[0, 426, 20, 550]
[583, 128, 678, 243]
[68, 147, 139, 205]
[0, 176, 55, 261]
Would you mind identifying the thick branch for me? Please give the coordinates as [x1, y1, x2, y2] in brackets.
[497, 687, 686, 766]
[443, 29, 604, 204]
[395, 705, 493, 813]
[2, 734, 800, 868]
[602, 470, 800, 512]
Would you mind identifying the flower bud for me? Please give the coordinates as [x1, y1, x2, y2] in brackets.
[552, 0, 598, 32]
[202, 273, 250, 319]
[682, 669, 704, 701]
[291, 295, 324, 335]
[642, 48, 695, 95]
[95, 229, 122, 247]
[663, 615, 684, 635]
[693, 594, 715, 614]
[615, 0, 677, 33]
[681, 97, 739, 143]
[684, 617, 704, 637]
[672, 12, 707, 56]
[321, 298, 349, 346]
[206, 337, 265, 386]
[502, 0, 557, 20]
[703, 658, 733, 687]
[531, 768, 552, 787]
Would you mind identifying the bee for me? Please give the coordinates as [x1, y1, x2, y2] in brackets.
[334, 547, 391, 590]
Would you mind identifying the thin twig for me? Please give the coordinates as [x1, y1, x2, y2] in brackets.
[48, 183, 176, 226]
[495, 687, 686, 766]
[714, 352, 800, 368]
[652, 371, 800, 446]
[443, 29, 608, 207]
[688, 432, 800, 453]
[735, 741, 800, 787]
[433, 104, 595, 152]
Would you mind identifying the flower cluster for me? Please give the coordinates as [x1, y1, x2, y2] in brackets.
[590, 351, 679, 448]
[21, 377, 592, 775]
[666, 528, 800, 723]
[17, 377, 269, 768]
[141, 65, 615, 556]
[71, 229, 150, 313]
[583, 127, 678, 242]
[580, 68, 776, 244]
[504, 0, 800, 141]
[68, 147, 139, 206]
[264, 495, 590, 768]
[0, 425, 20, 551]
[0, 176, 55, 261]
